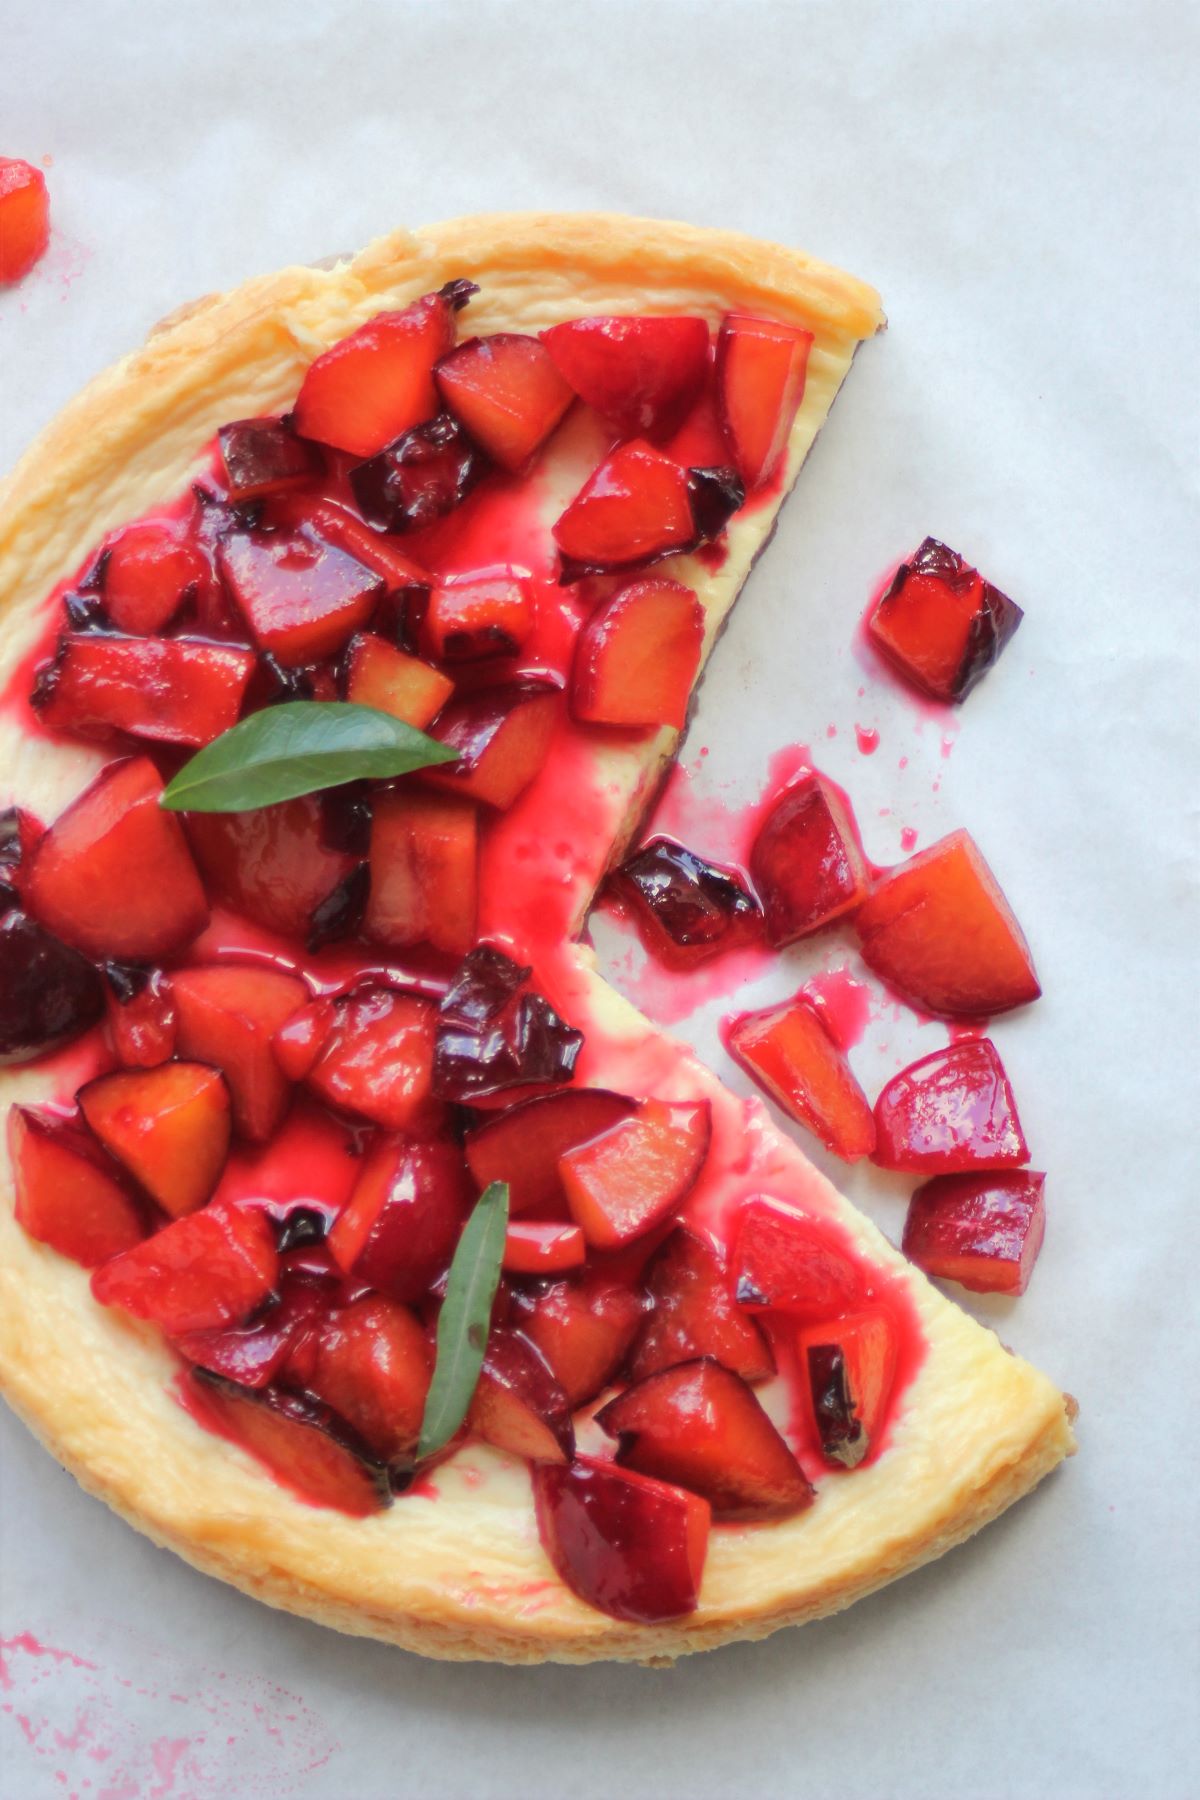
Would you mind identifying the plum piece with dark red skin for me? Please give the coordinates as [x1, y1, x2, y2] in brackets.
[343, 631, 454, 729]
[465, 1088, 635, 1215]
[102, 963, 177, 1068]
[33, 634, 256, 748]
[716, 313, 813, 490]
[797, 1311, 900, 1469]
[25, 757, 209, 963]
[597, 1357, 813, 1521]
[502, 1221, 586, 1275]
[533, 1456, 710, 1624]
[724, 994, 876, 1161]
[174, 1278, 327, 1389]
[433, 946, 583, 1105]
[78, 1061, 232, 1220]
[9, 1105, 145, 1267]
[854, 829, 1041, 1017]
[186, 794, 357, 941]
[559, 1098, 712, 1249]
[303, 985, 442, 1134]
[868, 538, 1024, 705]
[629, 1223, 774, 1385]
[172, 964, 309, 1142]
[350, 414, 484, 535]
[467, 1329, 575, 1464]
[97, 518, 214, 636]
[873, 1038, 1029, 1175]
[0, 909, 105, 1066]
[903, 1170, 1046, 1296]
[731, 1195, 863, 1318]
[306, 863, 368, 952]
[571, 577, 704, 731]
[92, 1200, 278, 1334]
[510, 1275, 647, 1408]
[540, 316, 711, 441]
[423, 678, 562, 811]
[182, 1368, 391, 1516]
[288, 1294, 432, 1465]
[0, 158, 51, 284]
[217, 417, 322, 501]
[217, 526, 384, 668]
[435, 333, 575, 471]
[417, 572, 534, 663]
[553, 440, 742, 578]
[364, 789, 478, 960]
[328, 1133, 471, 1304]
[749, 772, 871, 946]
[611, 838, 762, 970]
[0, 805, 44, 901]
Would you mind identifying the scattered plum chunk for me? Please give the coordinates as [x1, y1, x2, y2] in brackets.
[468, 1329, 575, 1464]
[186, 794, 357, 941]
[571, 577, 704, 730]
[0, 157, 50, 283]
[217, 417, 322, 500]
[611, 837, 762, 969]
[98, 519, 212, 635]
[350, 414, 483, 534]
[598, 1358, 813, 1521]
[25, 757, 208, 961]
[716, 313, 813, 490]
[328, 1133, 470, 1303]
[364, 789, 478, 958]
[92, 1199, 277, 1333]
[304, 985, 441, 1133]
[868, 538, 1023, 704]
[34, 634, 255, 748]
[9, 1105, 144, 1267]
[541, 315, 711, 440]
[465, 1088, 635, 1215]
[798, 1310, 899, 1468]
[290, 1294, 432, 1464]
[559, 1097, 711, 1249]
[418, 571, 534, 663]
[502, 1220, 586, 1274]
[172, 964, 308, 1141]
[79, 1062, 232, 1219]
[725, 995, 876, 1161]
[175, 1279, 326, 1390]
[434, 946, 583, 1104]
[732, 1195, 862, 1317]
[873, 1038, 1029, 1174]
[217, 526, 383, 667]
[749, 772, 870, 945]
[903, 1170, 1046, 1295]
[183, 1369, 391, 1515]
[0, 909, 104, 1065]
[424, 677, 561, 810]
[854, 829, 1041, 1017]
[343, 631, 454, 728]
[291, 282, 476, 458]
[553, 441, 738, 577]
[511, 1275, 647, 1408]
[533, 1456, 710, 1623]
[629, 1224, 773, 1384]
[435, 333, 575, 470]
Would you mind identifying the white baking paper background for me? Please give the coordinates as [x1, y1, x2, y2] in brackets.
[1, 2, 1197, 1796]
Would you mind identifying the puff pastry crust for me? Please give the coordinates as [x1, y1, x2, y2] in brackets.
[0, 213, 1074, 1663]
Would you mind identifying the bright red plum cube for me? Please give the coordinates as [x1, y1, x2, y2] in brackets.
[725, 995, 876, 1161]
[797, 1310, 900, 1468]
[174, 1280, 326, 1391]
[465, 1088, 635, 1215]
[571, 577, 704, 731]
[327, 1133, 470, 1303]
[79, 1061, 232, 1219]
[424, 678, 561, 810]
[541, 315, 710, 440]
[218, 526, 383, 667]
[873, 1037, 1029, 1174]
[903, 1170, 1046, 1295]
[559, 1098, 711, 1249]
[533, 1456, 710, 1623]
[172, 964, 308, 1141]
[468, 1330, 575, 1464]
[511, 1276, 647, 1409]
[716, 313, 813, 490]
[303, 986, 441, 1133]
[418, 572, 534, 663]
[296, 1294, 432, 1464]
[629, 1223, 774, 1384]
[343, 631, 454, 729]
[435, 332, 575, 471]
[502, 1220, 586, 1275]
[365, 789, 478, 958]
[9, 1105, 144, 1267]
[100, 519, 212, 635]
[749, 772, 870, 945]
[552, 441, 697, 573]
[186, 794, 357, 941]
[867, 538, 1023, 705]
[34, 634, 255, 748]
[92, 1200, 278, 1334]
[731, 1195, 862, 1317]
[0, 158, 50, 283]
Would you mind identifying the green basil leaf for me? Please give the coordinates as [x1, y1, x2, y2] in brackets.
[160, 701, 457, 813]
[417, 1180, 510, 1461]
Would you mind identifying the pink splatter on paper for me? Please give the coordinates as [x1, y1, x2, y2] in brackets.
[854, 724, 880, 755]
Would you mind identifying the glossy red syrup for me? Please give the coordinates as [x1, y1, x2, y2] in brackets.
[855, 724, 880, 755]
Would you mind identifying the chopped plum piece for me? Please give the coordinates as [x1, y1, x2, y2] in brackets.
[571, 577, 704, 730]
[0, 804, 44, 898]
[468, 1329, 575, 1464]
[552, 441, 698, 575]
[26, 757, 208, 961]
[424, 678, 561, 810]
[903, 1170, 1046, 1295]
[798, 1311, 900, 1469]
[749, 772, 870, 945]
[854, 829, 1041, 1016]
[183, 1369, 391, 1515]
[103, 964, 177, 1068]
[629, 1224, 774, 1384]
[34, 634, 255, 748]
[217, 417, 322, 500]
[0, 909, 104, 1065]
[434, 946, 583, 1104]
[293, 1294, 432, 1464]
[540, 316, 710, 440]
[716, 313, 813, 489]
[868, 538, 1024, 705]
[598, 1357, 813, 1521]
[9, 1105, 144, 1267]
[725, 994, 876, 1161]
[187, 793, 357, 941]
[291, 283, 476, 458]
[732, 1195, 862, 1317]
[271, 997, 335, 1083]
[306, 862, 368, 952]
[873, 1038, 1029, 1174]
[612, 838, 762, 969]
[343, 631, 454, 729]
[172, 964, 308, 1141]
[435, 332, 575, 471]
[328, 1133, 471, 1303]
[0, 157, 50, 283]
[533, 1456, 709, 1623]
[268, 494, 432, 611]
[175, 1277, 326, 1389]
[304, 985, 441, 1133]
[364, 789, 478, 959]
[92, 1200, 277, 1334]
[511, 1275, 647, 1408]
[217, 526, 383, 667]
[502, 1220, 586, 1274]
[98, 519, 212, 635]
[465, 1088, 635, 1215]
[418, 571, 534, 663]
[350, 414, 483, 534]
[560, 1098, 711, 1249]
[79, 1061, 231, 1219]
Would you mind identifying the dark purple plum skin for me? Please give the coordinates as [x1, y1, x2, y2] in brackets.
[433, 946, 583, 1102]
[805, 1342, 867, 1469]
[0, 909, 105, 1065]
[614, 837, 762, 964]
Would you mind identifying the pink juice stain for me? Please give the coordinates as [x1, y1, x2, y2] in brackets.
[855, 724, 879, 755]
[801, 968, 872, 1051]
